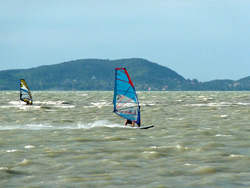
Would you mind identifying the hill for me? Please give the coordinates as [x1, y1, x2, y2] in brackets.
[201, 77, 250, 91]
[0, 58, 190, 91]
[0, 58, 249, 91]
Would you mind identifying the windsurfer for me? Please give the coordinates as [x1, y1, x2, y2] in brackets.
[26, 100, 31, 105]
[20, 79, 33, 105]
[125, 119, 135, 127]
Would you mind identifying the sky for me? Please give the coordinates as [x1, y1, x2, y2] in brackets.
[0, 0, 249, 81]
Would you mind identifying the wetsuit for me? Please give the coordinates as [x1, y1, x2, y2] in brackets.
[125, 119, 132, 125]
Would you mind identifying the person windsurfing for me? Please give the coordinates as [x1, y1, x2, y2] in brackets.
[25, 100, 32, 105]
[20, 79, 33, 105]
[125, 119, 135, 127]
[21, 95, 32, 105]
[113, 68, 142, 128]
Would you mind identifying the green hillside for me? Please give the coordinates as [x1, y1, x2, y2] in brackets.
[0, 58, 249, 91]
[0, 58, 189, 91]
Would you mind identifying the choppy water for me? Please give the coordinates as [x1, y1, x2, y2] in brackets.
[0, 91, 250, 187]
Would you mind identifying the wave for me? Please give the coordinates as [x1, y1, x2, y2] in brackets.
[88, 101, 112, 108]
[183, 102, 250, 107]
[77, 120, 124, 129]
[0, 120, 124, 130]
[5, 100, 76, 109]
[215, 134, 232, 137]
[1, 102, 41, 110]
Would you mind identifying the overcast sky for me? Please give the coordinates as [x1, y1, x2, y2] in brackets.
[1, 0, 249, 81]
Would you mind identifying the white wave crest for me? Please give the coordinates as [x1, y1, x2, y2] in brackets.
[0, 121, 124, 130]
[77, 120, 123, 129]
[215, 134, 232, 137]
[89, 101, 112, 108]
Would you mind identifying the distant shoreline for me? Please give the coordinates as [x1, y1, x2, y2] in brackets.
[0, 58, 250, 91]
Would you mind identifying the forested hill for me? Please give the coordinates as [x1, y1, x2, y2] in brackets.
[0, 58, 187, 90]
[0, 58, 250, 91]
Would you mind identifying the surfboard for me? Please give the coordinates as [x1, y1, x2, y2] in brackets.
[138, 125, 154, 129]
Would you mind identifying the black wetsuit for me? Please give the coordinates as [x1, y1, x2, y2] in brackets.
[126, 120, 132, 124]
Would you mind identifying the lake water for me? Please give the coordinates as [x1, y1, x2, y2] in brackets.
[0, 91, 249, 187]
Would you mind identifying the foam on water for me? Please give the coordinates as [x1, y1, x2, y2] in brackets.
[9, 101, 22, 105]
[35, 100, 76, 108]
[4, 101, 40, 110]
[0, 121, 124, 130]
[0, 123, 53, 130]
[24, 145, 35, 149]
[229, 154, 246, 158]
[54, 105, 75, 108]
[89, 101, 112, 108]
[77, 120, 124, 129]
[6, 149, 18, 153]
[0, 167, 8, 170]
[7, 100, 76, 109]
[215, 134, 232, 137]
[184, 102, 250, 107]
[18, 159, 32, 166]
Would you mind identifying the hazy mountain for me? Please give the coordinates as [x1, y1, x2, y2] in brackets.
[0, 58, 249, 91]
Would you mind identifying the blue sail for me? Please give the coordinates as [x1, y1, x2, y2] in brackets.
[113, 68, 140, 126]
